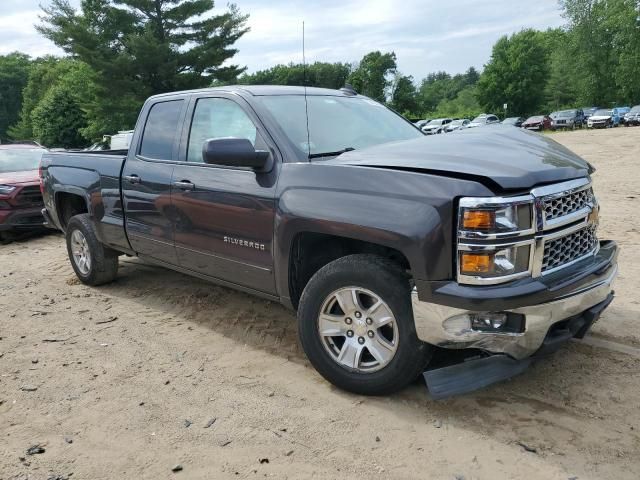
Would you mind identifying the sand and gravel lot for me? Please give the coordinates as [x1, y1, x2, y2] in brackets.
[1, 127, 639, 480]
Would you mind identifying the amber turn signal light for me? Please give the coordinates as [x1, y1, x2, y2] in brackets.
[462, 210, 495, 230]
[460, 252, 494, 274]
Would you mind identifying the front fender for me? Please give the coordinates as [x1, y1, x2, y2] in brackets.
[273, 162, 494, 302]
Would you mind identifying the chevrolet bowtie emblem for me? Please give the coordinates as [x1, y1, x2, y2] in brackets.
[588, 206, 600, 226]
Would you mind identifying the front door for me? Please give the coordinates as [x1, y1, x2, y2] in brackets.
[122, 98, 186, 264]
[171, 95, 278, 293]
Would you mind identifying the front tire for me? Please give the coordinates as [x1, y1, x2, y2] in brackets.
[66, 214, 119, 286]
[298, 254, 432, 395]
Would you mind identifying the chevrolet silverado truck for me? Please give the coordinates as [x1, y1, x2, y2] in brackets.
[40, 86, 618, 398]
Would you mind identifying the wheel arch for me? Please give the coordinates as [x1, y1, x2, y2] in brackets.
[283, 228, 413, 310]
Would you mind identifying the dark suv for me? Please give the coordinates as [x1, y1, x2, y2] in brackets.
[551, 109, 585, 130]
[0, 143, 47, 242]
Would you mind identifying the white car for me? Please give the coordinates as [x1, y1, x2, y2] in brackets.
[422, 118, 452, 135]
[444, 119, 470, 132]
[468, 114, 500, 128]
[587, 109, 614, 128]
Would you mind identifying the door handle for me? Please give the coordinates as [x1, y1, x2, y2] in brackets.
[172, 180, 195, 191]
[123, 174, 141, 184]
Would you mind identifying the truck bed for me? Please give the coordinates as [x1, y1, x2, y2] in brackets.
[41, 150, 128, 179]
[40, 150, 130, 253]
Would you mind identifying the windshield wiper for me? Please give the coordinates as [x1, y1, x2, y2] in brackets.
[308, 147, 355, 159]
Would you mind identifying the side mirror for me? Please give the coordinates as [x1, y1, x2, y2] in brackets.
[202, 138, 272, 171]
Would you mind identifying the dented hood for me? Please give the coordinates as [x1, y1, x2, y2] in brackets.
[325, 125, 590, 190]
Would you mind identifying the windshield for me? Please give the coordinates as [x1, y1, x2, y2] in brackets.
[594, 109, 611, 116]
[258, 95, 422, 157]
[0, 148, 46, 173]
[502, 117, 518, 124]
[559, 110, 575, 117]
[450, 120, 465, 126]
[471, 115, 487, 123]
[427, 119, 445, 126]
[525, 116, 543, 122]
[630, 106, 640, 113]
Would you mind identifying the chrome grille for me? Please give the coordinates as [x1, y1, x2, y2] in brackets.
[543, 187, 593, 221]
[16, 186, 43, 206]
[542, 225, 598, 272]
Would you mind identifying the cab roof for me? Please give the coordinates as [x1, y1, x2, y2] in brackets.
[149, 85, 360, 100]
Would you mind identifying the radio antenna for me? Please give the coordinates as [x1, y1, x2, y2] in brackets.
[303, 21, 311, 159]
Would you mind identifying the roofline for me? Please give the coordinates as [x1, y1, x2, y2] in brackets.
[147, 85, 364, 101]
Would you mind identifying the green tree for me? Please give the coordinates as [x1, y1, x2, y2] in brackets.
[476, 29, 550, 116]
[0, 53, 32, 141]
[416, 67, 479, 114]
[431, 86, 482, 120]
[31, 86, 88, 148]
[347, 51, 397, 102]
[37, 0, 249, 138]
[9, 58, 95, 144]
[390, 74, 418, 115]
[235, 61, 351, 89]
[558, 0, 640, 105]
[542, 29, 578, 111]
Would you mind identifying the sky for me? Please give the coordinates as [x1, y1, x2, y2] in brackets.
[0, 0, 566, 81]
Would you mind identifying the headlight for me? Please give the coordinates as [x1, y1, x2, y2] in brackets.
[457, 195, 535, 285]
[459, 199, 533, 237]
[459, 243, 532, 280]
[0, 184, 16, 195]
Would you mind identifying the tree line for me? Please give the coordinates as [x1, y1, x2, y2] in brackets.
[0, 0, 638, 148]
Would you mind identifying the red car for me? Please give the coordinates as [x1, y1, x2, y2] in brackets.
[522, 115, 552, 131]
[0, 143, 48, 243]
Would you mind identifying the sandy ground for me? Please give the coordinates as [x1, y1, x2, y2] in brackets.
[1, 127, 639, 480]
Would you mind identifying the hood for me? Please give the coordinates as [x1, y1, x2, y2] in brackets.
[0, 169, 39, 185]
[324, 125, 589, 190]
[590, 115, 611, 120]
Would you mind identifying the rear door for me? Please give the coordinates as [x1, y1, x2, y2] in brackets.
[170, 94, 278, 293]
[122, 98, 187, 264]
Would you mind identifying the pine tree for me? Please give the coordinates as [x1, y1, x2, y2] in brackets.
[37, 0, 249, 138]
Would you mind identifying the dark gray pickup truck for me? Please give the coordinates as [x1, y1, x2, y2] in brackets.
[40, 86, 618, 398]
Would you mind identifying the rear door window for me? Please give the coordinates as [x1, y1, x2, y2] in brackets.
[140, 100, 184, 160]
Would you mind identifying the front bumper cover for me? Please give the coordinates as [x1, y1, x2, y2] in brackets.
[0, 206, 46, 231]
[412, 240, 618, 360]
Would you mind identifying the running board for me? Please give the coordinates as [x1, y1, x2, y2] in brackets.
[423, 355, 532, 400]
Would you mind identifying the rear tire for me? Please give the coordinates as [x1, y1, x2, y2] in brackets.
[66, 214, 119, 286]
[298, 254, 432, 395]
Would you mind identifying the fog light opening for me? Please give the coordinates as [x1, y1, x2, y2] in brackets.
[469, 312, 526, 334]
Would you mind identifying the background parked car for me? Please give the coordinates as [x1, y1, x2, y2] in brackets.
[582, 107, 600, 122]
[551, 109, 585, 130]
[616, 106, 630, 119]
[623, 105, 640, 126]
[422, 118, 452, 134]
[501, 116, 525, 127]
[522, 115, 552, 131]
[0, 143, 47, 243]
[587, 108, 616, 128]
[468, 113, 500, 128]
[444, 119, 470, 132]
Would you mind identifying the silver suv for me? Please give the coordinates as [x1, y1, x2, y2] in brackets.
[623, 106, 640, 126]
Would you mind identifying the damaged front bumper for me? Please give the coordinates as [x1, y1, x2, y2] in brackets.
[411, 240, 618, 397]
